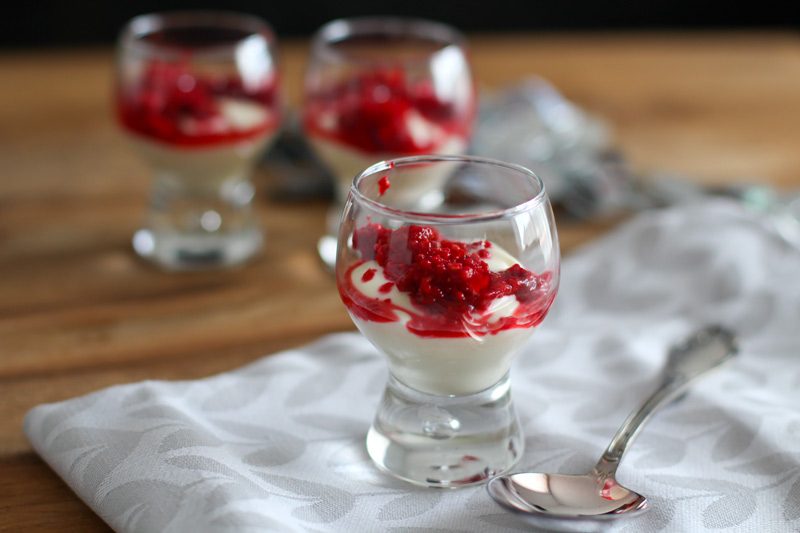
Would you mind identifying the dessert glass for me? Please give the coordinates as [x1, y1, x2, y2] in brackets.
[116, 11, 281, 270]
[303, 17, 476, 268]
[336, 156, 560, 487]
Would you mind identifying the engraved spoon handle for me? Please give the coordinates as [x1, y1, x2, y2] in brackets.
[593, 326, 738, 479]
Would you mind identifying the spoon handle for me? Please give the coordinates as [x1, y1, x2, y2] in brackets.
[593, 325, 737, 479]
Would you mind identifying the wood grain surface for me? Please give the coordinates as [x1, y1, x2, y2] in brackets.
[1, 32, 799, 531]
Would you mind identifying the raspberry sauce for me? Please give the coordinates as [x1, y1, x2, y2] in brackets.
[304, 68, 474, 154]
[339, 224, 555, 338]
[117, 59, 279, 147]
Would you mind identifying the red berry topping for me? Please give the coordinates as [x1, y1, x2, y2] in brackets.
[343, 223, 556, 337]
[117, 59, 279, 146]
[353, 224, 542, 318]
[304, 68, 474, 154]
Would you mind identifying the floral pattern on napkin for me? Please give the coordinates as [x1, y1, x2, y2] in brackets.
[25, 201, 800, 532]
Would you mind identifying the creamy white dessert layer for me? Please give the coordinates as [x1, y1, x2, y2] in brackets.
[129, 130, 276, 187]
[128, 99, 277, 187]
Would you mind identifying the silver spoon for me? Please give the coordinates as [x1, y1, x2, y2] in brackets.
[487, 325, 738, 531]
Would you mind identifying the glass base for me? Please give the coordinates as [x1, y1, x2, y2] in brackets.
[366, 373, 523, 488]
[132, 227, 262, 270]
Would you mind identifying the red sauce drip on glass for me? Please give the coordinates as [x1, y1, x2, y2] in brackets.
[378, 176, 391, 196]
[117, 60, 280, 147]
[304, 69, 474, 154]
[378, 282, 394, 293]
[361, 268, 377, 282]
[339, 223, 556, 338]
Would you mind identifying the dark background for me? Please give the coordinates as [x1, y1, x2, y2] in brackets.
[7, 1, 799, 48]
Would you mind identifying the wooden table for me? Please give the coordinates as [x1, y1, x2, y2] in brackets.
[2, 32, 799, 531]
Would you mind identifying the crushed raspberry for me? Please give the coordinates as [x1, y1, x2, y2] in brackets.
[378, 176, 391, 196]
[117, 59, 279, 146]
[303, 68, 474, 154]
[352, 223, 543, 318]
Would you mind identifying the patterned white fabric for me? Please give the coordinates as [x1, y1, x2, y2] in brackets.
[25, 201, 800, 532]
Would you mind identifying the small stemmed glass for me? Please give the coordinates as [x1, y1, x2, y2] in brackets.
[116, 11, 281, 269]
[303, 17, 476, 268]
[336, 156, 560, 487]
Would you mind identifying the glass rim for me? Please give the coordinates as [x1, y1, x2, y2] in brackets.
[310, 16, 467, 67]
[351, 155, 548, 224]
[119, 10, 276, 58]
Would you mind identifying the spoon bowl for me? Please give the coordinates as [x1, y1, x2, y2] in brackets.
[487, 326, 737, 530]
[488, 472, 647, 532]
[489, 472, 647, 516]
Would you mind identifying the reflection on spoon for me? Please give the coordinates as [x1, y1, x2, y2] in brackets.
[487, 325, 737, 531]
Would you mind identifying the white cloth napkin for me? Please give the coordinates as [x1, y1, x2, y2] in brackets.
[25, 200, 800, 532]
